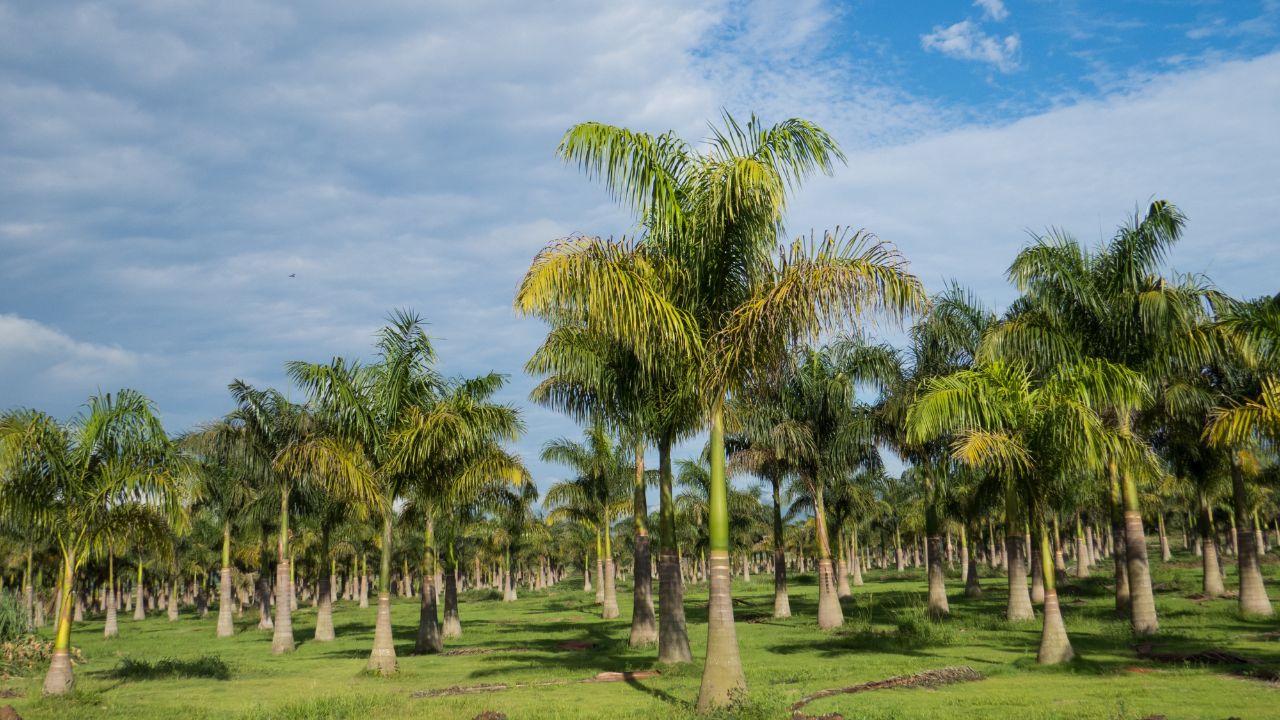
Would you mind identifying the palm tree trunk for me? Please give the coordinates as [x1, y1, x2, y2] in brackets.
[851, 532, 864, 587]
[443, 543, 462, 639]
[770, 474, 791, 618]
[657, 433, 692, 664]
[104, 552, 118, 638]
[166, 576, 179, 621]
[359, 554, 369, 608]
[835, 528, 852, 599]
[582, 553, 592, 592]
[1232, 459, 1273, 616]
[696, 405, 745, 711]
[134, 563, 146, 620]
[1074, 513, 1090, 578]
[1118, 462, 1158, 635]
[1109, 471, 1130, 614]
[1030, 534, 1045, 604]
[926, 504, 949, 618]
[1199, 493, 1225, 596]
[1051, 516, 1067, 584]
[42, 550, 76, 695]
[216, 520, 234, 632]
[811, 483, 843, 630]
[1035, 520, 1074, 665]
[415, 514, 443, 654]
[965, 529, 982, 597]
[1157, 512, 1172, 562]
[1006, 487, 1034, 621]
[594, 530, 604, 605]
[315, 533, 335, 642]
[272, 491, 295, 653]
[629, 442, 657, 647]
[601, 517, 619, 620]
[367, 512, 397, 675]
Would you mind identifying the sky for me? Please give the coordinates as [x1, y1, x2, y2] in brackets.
[2, 0, 1278, 491]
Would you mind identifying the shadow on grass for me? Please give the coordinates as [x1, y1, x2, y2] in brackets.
[99, 655, 232, 681]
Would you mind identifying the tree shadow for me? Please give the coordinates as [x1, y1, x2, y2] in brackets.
[96, 655, 232, 681]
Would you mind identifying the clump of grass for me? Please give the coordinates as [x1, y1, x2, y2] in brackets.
[0, 590, 31, 643]
[894, 604, 958, 647]
[107, 655, 232, 681]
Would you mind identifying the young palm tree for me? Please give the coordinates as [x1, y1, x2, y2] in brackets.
[0, 390, 186, 694]
[908, 359, 1150, 663]
[986, 201, 1206, 635]
[517, 113, 926, 710]
[291, 313, 524, 674]
[543, 427, 631, 619]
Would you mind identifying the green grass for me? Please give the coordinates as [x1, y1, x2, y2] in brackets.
[3, 550, 1278, 719]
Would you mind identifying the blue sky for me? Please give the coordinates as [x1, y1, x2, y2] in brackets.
[2, 0, 1278, 490]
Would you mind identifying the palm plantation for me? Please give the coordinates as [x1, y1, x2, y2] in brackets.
[1, 113, 1277, 719]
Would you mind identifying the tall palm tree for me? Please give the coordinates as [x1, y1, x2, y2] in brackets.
[516, 113, 926, 710]
[908, 359, 1151, 663]
[0, 390, 186, 694]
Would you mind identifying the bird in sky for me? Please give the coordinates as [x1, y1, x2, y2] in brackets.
[288, 273, 296, 278]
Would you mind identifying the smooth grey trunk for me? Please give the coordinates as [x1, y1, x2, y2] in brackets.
[816, 558, 843, 629]
[1233, 462, 1273, 616]
[103, 587, 118, 638]
[657, 550, 691, 663]
[414, 574, 443, 654]
[315, 575, 335, 641]
[443, 568, 462, 639]
[926, 535, 949, 617]
[695, 550, 746, 712]
[1006, 534, 1034, 621]
[216, 568, 234, 637]
[601, 557, 619, 619]
[628, 535, 657, 647]
[271, 558, 294, 653]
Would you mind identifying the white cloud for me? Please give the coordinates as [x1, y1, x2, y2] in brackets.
[974, 0, 1010, 23]
[786, 53, 1280, 310]
[921, 20, 1021, 72]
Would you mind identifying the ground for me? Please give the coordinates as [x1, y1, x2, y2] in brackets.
[3, 549, 1278, 719]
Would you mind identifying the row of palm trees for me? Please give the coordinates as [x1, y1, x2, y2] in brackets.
[0, 310, 531, 694]
[517, 112, 1279, 710]
[3, 112, 1276, 714]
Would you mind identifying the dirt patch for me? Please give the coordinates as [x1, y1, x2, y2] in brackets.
[473, 712, 506, 720]
[0, 705, 22, 720]
[790, 666, 984, 720]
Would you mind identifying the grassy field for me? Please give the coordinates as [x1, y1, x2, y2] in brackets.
[3, 550, 1278, 719]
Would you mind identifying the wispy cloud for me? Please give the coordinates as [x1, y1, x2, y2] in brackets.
[921, 20, 1021, 72]
[974, 0, 1010, 23]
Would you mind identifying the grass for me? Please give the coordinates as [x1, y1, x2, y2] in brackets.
[2, 548, 1278, 719]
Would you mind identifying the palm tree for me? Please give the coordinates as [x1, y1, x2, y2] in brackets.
[525, 322, 672, 646]
[908, 358, 1150, 663]
[183, 423, 259, 638]
[0, 390, 186, 694]
[986, 201, 1207, 635]
[291, 311, 524, 674]
[726, 388, 807, 618]
[516, 113, 926, 710]
[1205, 295, 1280, 615]
[543, 427, 631, 619]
